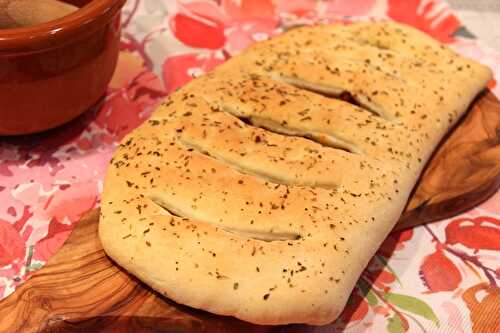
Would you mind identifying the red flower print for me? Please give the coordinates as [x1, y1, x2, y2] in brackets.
[420, 247, 462, 293]
[340, 292, 370, 323]
[0, 220, 26, 267]
[379, 228, 414, 257]
[0, 162, 15, 177]
[387, 0, 460, 43]
[96, 51, 165, 140]
[33, 219, 73, 262]
[97, 91, 146, 140]
[43, 182, 98, 223]
[275, 0, 316, 18]
[170, 4, 226, 50]
[0, 207, 32, 266]
[324, 0, 376, 17]
[226, 18, 278, 54]
[169, 1, 279, 55]
[445, 216, 500, 251]
[223, 0, 275, 21]
[162, 53, 226, 94]
[371, 270, 396, 291]
[487, 78, 497, 90]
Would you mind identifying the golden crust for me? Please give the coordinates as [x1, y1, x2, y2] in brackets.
[99, 22, 492, 325]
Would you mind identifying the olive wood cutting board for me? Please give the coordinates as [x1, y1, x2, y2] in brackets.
[0, 90, 498, 333]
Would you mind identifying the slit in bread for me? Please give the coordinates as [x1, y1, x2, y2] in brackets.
[150, 195, 301, 242]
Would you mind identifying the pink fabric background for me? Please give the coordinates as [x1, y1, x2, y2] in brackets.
[0, 1, 498, 332]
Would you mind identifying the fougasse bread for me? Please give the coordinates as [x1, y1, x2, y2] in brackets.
[99, 22, 492, 325]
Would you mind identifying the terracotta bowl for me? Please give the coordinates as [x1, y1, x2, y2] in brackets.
[0, 0, 126, 135]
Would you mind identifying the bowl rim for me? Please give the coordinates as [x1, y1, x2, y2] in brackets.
[0, 0, 126, 51]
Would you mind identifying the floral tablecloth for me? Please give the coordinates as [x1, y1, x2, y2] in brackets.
[0, 0, 499, 332]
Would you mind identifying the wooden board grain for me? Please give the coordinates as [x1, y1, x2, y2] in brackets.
[0, 90, 498, 333]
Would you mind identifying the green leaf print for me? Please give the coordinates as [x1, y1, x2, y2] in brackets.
[387, 315, 406, 333]
[384, 292, 439, 326]
[27, 262, 44, 271]
[375, 254, 402, 286]
[357, 278, 378, 306]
